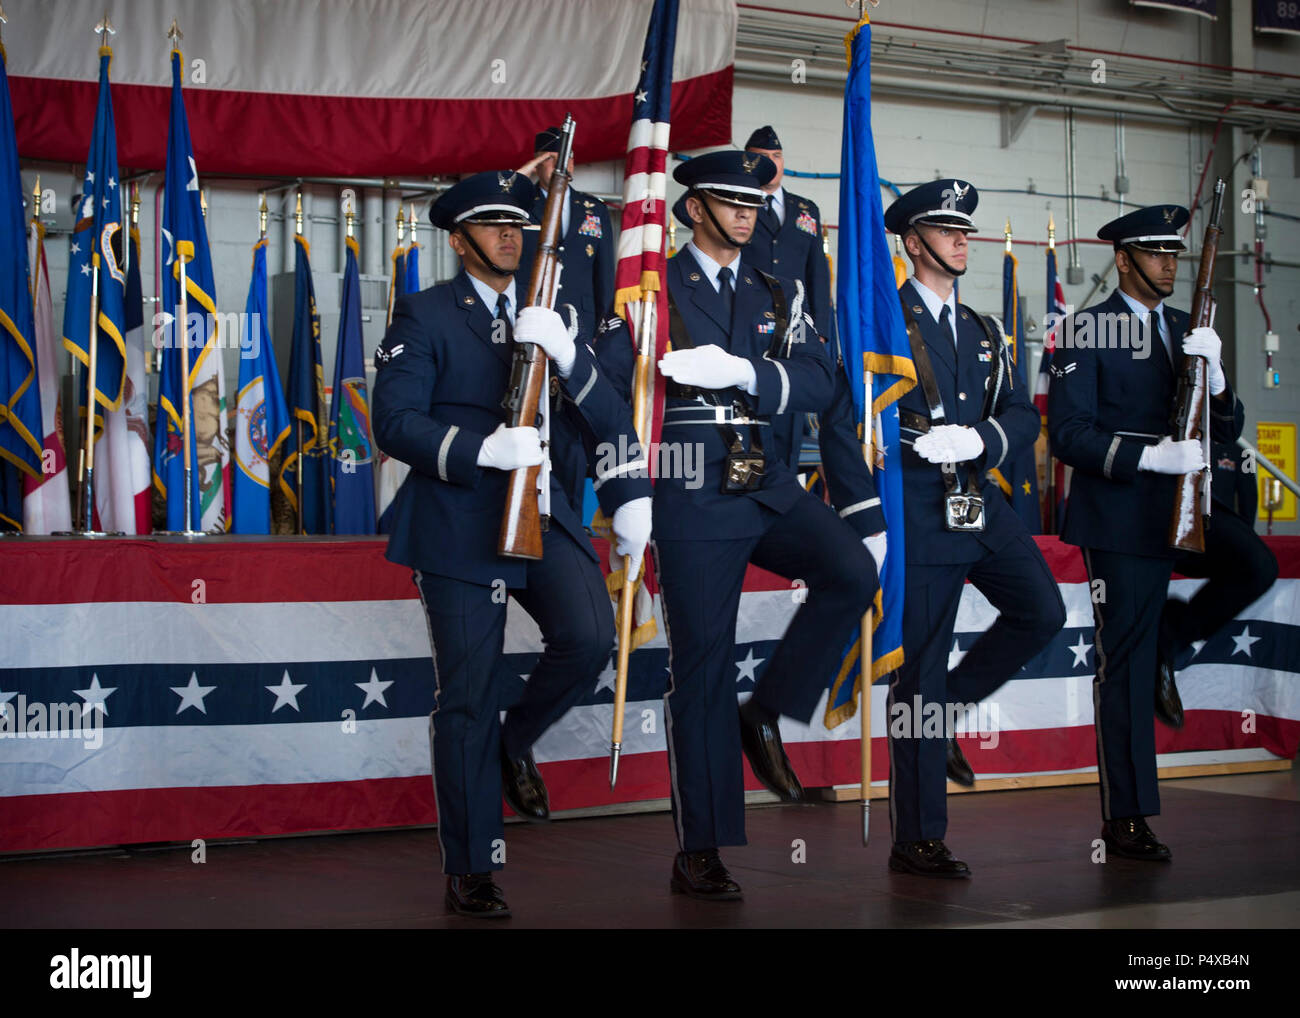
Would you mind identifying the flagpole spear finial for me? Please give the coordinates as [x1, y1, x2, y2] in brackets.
[31, 174, 40, 224]
[295, 192, 303, 235]
[408, 202, 417, 243]
[345, 196, 354, 239]
[131, 181, 140, 226]
[1048, 213, 1056, 250]
[1004, 217, 1013, 254]
[167, 18, 182, 47]
[395, 205, 405, 244]
[200, 189, 208, 220]
[259, 192, 268, 238]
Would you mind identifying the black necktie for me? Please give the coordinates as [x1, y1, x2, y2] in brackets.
[1150, 308, 1168, 364]
[761, 194, 779, 233]
[939, 304, 955, 349]
[496, 293, 514, 344]
[717, 266, 735, 322]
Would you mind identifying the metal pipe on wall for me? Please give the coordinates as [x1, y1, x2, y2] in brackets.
[1065, 108, 1083, 285]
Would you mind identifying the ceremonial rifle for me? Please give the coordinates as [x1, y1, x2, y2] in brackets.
[1168, 178, 1224, 553]
[499, 116, 575, 558]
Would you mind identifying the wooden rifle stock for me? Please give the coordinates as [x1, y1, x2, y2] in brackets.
[498, 115, 575, 559]
[1168, 178, 1224, 553]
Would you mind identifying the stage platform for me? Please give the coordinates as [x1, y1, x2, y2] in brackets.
[4, 768, 1296, 930]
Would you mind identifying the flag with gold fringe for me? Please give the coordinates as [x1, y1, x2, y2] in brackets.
[824, 12, 917, 728]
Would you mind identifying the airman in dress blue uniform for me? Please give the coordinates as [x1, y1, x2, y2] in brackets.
[517, 126, 618, 512]
[653, 151, 879, 900]
[885, 179, 1065, 878]
[1049, 204, 1238, 860]
[372, 171, 653, 917]
[742, 126, 835, 474]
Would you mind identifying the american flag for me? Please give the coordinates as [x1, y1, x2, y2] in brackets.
[1038, 245, 1069, 530]
[601, 0, 681, 649]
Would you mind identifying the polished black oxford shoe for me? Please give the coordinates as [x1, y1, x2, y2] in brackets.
[1154, 651, 1185, 729]
[670, 850, 743, 900]
[1102, 816, 1172, 861]
[946, 738, 975, 787]
[445, 873, 511, 918]
[501, 745, 550, 822]
[889, 839, 972, 878]
[738, 698, 804, 801]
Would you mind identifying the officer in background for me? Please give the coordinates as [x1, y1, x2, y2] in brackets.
[885, 180, 1065, 878]
[743, 126, 834, 475]
[517, 126, 618, 512]
[653, 151, 878, 900]
[1155, 395, 1277, 727]
[1049, 204, 1238, 861]
[372, 172, 652, 917]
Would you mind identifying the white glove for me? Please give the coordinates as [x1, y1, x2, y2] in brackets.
[658, 345, 757, 393]
[1138, 436, 1205, 475]
[476, 422, 543, 471]
[611, 496, 653, 580]
[913, 424, 985, 464]
[1181, 326, 1226, 396]
[863, 531, 886, 577]
[515, 306, 576, 378]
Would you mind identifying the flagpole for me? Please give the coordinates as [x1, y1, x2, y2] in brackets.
[175, 239, 200, 535]
[78, 251, 102, 532]
[860, 363, 874, 845]
[610, 291, 655, 789]
[1045, 214, 1057, 534]
[294, 191, 305, 535]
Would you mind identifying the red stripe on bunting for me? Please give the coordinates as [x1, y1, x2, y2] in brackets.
[10, 68, 732, 178]
[4, 710, 1292, 853]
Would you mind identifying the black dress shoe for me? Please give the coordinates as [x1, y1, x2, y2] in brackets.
[445, 873, 511, 917]
[1102, 817, 1172, 861]
[670, 850, 743, 900]
[889, 839, 972, 878]
[500, 745, 550, 822]
[738, 699, 804, 802]
[946, 738, 975, 787]
[1154, 651, 1185, 729]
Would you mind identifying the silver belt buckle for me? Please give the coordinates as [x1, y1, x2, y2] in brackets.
[714, 405, 727, 424]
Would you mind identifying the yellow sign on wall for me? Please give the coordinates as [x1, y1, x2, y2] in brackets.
[1256, 421, 1296, 522]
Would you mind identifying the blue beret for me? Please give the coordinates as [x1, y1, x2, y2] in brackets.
[884, 178, 979, 235]
[430, 171, 536, 231]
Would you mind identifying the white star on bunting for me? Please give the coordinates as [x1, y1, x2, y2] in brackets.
[948, 639, 967, 671]
[1069, 634, 1093, 668]
[171, 672, 217, 715]
[74, 674, 117, 717]
[266, 671, 307, 713]
[595, 659, 617, 695]
[1230, 626, 1261, 658]
[735, 648, 764, 684]
[356, 668, 393, 709]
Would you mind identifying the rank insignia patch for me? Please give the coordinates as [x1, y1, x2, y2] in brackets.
[578, 213, 603, 238]
[795, 211, 817, 235]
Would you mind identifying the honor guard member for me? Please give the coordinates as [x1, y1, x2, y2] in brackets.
[372, 171, 652, 917]
[885, 180, 1065, 878]
[650, 195, 887, 570]
[517, 126, 618, 512]
[654, 151, 879, 900]
[1156, 396, 1276, 728]
[743, 126, 835, 473]
[1049, 204, 1237, 860]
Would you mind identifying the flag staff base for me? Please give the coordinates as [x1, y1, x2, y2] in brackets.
[609, 742, 621, 789]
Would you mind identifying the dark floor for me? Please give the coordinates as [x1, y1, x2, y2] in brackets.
[4, 772, 1298, 929]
